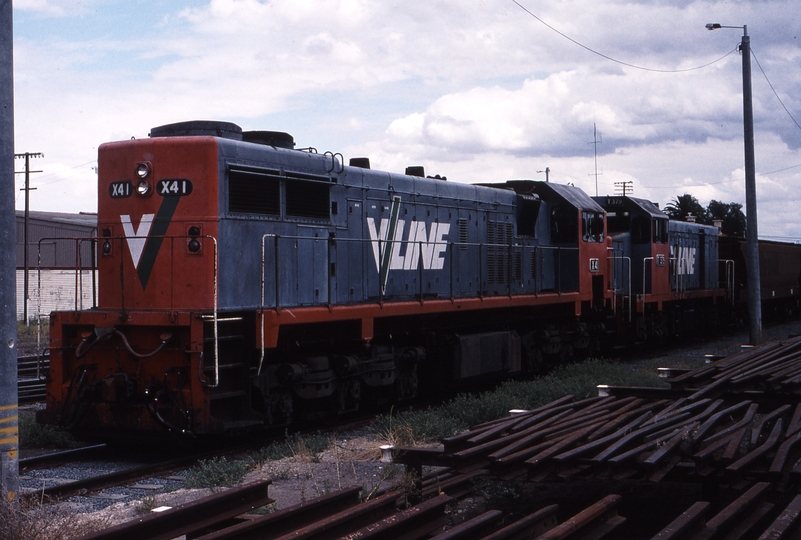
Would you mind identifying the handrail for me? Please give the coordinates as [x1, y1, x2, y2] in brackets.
[719, 259, 735, 303]
[607, 248, 631, 321]
[208, 236, 219, 387]
[36, 234, 220, 385]
[257, 235, 580, 374]
[643, 257, 654, 301]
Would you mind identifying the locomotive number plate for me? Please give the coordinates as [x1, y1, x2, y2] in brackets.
[109, 181, 132, 198]
[158, 179, 193, 196]
[656, 254, 666, 267]
[589, 258, 600, 273]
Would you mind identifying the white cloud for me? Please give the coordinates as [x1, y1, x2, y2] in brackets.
[10, 0, 801, 238]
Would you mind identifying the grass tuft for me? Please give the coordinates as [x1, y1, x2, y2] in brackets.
[253, 431, 330, 463]
[184, 457, 250, 491]
[18, 411, 79, 449]
[0, 495, 106, 540]
[373, 358, 664, 443]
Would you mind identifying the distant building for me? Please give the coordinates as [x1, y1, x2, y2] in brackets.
[15, 210, 97, 321]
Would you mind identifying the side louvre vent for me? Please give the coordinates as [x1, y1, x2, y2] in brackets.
[286, 180, 330, 219]
[229, 168, 280, 215]
[486, 221, 514, 284]
[458, 219, 469, 249]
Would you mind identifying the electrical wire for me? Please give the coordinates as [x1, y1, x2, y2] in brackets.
[751, 47, 801, 132]
[511, 0, 738, 73]
[762, 163, 801, 176]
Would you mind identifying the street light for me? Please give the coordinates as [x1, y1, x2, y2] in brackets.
[706, 23, 762, 345]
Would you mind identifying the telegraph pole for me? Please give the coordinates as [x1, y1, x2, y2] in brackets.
[1, 0, 20, 502]
[614, 181, 634, 197]
[15, 152, 43, 324]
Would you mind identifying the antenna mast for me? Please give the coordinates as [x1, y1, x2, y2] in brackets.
[589, 124, 602, 196]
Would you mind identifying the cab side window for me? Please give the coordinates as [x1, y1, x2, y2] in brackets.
[582, 212, 605, 243]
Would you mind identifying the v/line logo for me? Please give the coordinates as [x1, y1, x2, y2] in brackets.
[366, 218, 451, 272]
[366, 194, 451, 272]
[119, 196, 181, 289]
[366, 197, 451, 293]
[671, 244, 697, 275]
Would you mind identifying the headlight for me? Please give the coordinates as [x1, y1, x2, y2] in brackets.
[136, 162, 151, 179]
[137, 180, 151, 196]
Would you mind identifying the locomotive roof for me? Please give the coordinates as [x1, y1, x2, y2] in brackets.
[594, 195, 667, 220]
[477, 180, 605, 213]
[534, 182, 606, 213]
[626, 196, 667, 219]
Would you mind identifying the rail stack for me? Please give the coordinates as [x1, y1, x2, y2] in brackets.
[381, 334, 801, 538]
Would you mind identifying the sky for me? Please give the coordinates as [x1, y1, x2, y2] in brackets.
[11, 0, 801, 240]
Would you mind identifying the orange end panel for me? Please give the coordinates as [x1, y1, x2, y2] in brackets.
[97, 137, 220, 311]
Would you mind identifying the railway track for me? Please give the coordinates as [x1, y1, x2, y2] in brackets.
[17, 352, 48, 403]
[20, 415, 377, 504]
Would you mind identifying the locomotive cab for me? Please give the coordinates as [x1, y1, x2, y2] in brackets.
[594, 195, 725, 341]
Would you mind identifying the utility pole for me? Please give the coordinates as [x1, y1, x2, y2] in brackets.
[588, 124, 602, 196]
[537, 167, 550, 183]
[614, 181, 633, 197]
[15, 152, 42, 325]
[706, 23, 762, 345]
[1, 0, 20, 502]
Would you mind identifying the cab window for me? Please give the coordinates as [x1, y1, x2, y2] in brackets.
[653, 218, 668, 243]
[632, 216, 650, 244]
[550, 206, 578, 244]
[582, 212, 604, 243]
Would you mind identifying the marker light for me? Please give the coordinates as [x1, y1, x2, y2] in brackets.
[136, 162, 151, 179]
[137, 180, 151, 196]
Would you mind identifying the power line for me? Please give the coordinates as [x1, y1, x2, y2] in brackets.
[751, 47, 801, 132]
[511, 0, 738, 73]
[762, 163, 801, 176]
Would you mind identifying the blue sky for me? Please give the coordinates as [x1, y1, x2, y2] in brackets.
[11, 0, 801, 240]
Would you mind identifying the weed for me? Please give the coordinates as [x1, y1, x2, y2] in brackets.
[268, 465, 293, 480]
[374, 407, 464, 447]
[134, 496, 158, 515]
[256, 431, 330, 462]
[250, 502, 279, 515]
[18, 411, 79, 449]
[372, 358, 665, 443]
[184, 457, 250, 491]
[0, 495, 105, 540]
[361, 464, 409, 502]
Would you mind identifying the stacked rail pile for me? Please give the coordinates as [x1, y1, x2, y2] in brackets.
[665, 337, 801, 399]
[391, 394, 801, 486]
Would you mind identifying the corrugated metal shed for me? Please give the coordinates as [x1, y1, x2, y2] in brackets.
[15, 210, 96, 269]
[15, 211, 97, 320]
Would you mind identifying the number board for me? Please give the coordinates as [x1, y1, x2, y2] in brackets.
[158, 179, 193, 196]
[109, 181, 132, 198]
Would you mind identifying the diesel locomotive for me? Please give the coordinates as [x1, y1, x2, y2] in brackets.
[37, 120, 755, 442]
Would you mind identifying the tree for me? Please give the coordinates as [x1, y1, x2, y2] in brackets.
[707, 200, 746, 237]
[664, 194, 710, 224]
